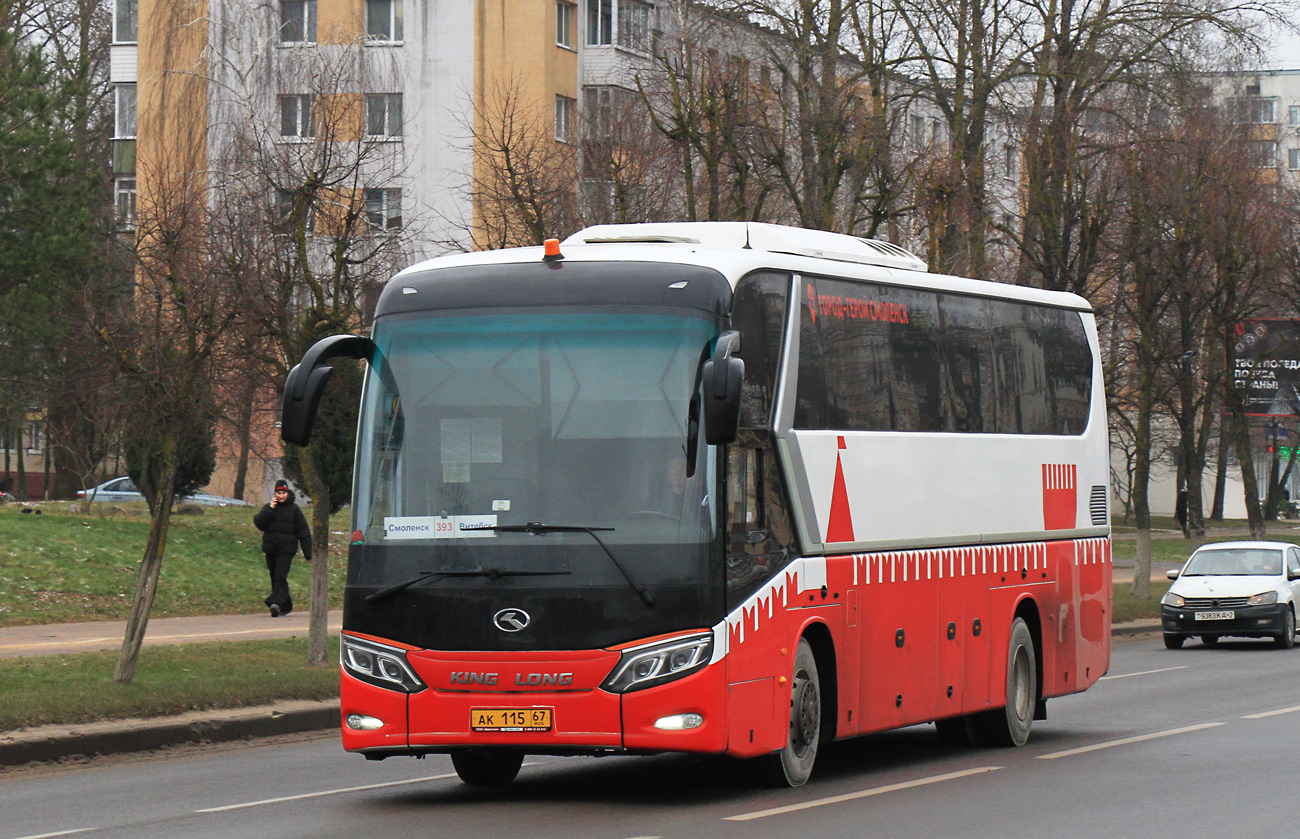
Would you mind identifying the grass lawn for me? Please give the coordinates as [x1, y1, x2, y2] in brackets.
[0, 637, 340, 731]
[0, 501, 346, 626]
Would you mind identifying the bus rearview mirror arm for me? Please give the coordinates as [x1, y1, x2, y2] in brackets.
[281, 334, 375, 446]
[702, 330, 744, 446]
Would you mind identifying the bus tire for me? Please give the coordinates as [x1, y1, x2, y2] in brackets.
[765, 637, 821, 787]
[451, 750, 523, 785]
[976, 617, 1036, 747]
[1274, 607, 1295, 650]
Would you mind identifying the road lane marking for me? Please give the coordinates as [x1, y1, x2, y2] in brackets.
[1037, 723, 1223, 760]
[1099, 666, 1188, 681]
[1243, 705, 1300, 719]
[723, 766, 1002, 821]
[196, 762, 539, 812]
[11, 830, 96, 839]
[196, 774, 458, 811]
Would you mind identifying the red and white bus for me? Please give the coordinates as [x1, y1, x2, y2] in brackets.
[282, 222, 1111, 787]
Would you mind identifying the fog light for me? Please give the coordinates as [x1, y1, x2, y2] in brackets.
[653, 713, 704, 730]
[346, 714, 385, 731]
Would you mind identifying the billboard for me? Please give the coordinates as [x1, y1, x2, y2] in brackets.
[1234, 319, 1300, 416]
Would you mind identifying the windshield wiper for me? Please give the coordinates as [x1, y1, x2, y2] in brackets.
[484, 522, 655, 608]
[364, 566, 571, 605]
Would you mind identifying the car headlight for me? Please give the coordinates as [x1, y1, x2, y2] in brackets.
[1161, 591, 1185, 607]
[1247, 591, 1279, 606]
[341, 635, 426, 693]
[601, 632, 713, 694]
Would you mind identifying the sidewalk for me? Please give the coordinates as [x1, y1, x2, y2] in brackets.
[0, 610, 343, 659]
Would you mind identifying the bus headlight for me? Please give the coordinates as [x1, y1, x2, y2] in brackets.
[341, 635, 427, 693]
[601, 632, 713, 694]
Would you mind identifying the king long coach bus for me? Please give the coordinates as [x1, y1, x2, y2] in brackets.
[281, 222, 1111, 787]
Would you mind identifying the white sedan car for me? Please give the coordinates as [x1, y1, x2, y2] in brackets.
[77, 477, 251, 507]
[1161, 541, 1300, 650]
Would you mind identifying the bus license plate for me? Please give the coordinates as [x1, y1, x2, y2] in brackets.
[1194, 611, 1234, 621]
[471, 708, 553, 732]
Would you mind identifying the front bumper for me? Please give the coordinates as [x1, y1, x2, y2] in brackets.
[339, 641, 729, 758]
[1161, 603, 1289, 638]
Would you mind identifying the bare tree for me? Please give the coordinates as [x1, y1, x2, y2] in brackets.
[207, 20, 419, 664]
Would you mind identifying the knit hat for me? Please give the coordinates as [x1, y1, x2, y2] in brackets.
[274, 479, 289, 491]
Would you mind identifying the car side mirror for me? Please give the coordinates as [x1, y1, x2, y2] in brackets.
[1166, 569, 1180, 581]
[281, 334, 374, 446]
[1289, 567, 1300, 581]
[702, 330, 744, 446]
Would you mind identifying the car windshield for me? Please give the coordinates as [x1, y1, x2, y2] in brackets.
[350, 308, 719, 588]
[1183, 548, 1283, 576]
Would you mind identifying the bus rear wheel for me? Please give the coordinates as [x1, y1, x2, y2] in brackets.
[451, 750, 523, 785]
[764, 637, 821, 787]
[975, 617, 1036, 747]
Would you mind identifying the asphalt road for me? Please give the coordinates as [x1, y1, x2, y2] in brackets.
[4, 632, 1299, 839]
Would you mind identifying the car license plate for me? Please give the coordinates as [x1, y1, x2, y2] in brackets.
[470, 708, 552, 732]
[1194, 611, 1234, 621]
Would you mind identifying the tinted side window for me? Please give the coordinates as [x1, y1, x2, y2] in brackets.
[731, 272, 789, 430]
[796, 275, 1092, 435]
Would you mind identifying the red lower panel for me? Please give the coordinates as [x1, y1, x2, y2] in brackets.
[340, 669, 410, 753]
[622, 660, 728, 754]
[407, 686, 623, 749]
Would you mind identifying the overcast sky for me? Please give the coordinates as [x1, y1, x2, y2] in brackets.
[1263, 18, 1300, 70]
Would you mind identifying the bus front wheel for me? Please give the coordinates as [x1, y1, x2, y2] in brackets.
[976, 617, 1036, 747]
[451, 750, 523, 785]
[765, 637, 821, 787]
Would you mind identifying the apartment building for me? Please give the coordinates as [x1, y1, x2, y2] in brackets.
[1217, 69, 1300, 185]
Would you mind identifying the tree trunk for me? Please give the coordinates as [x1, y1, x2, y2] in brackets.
[232, 386, 254, 501]
[299, 447, 332, 666]
[1131, 362, 1155, 599]
[1211, 414, 1229, 520]
[113, 436, 179, 685]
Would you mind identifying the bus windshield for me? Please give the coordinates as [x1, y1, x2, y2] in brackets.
[351, 308, 719, 591]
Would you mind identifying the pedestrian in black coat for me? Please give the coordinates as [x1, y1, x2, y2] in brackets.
[253, 479, 312, 617]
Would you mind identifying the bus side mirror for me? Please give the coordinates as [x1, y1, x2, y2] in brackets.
[702, 330, 744, 445]
[281, 334, 374, 446]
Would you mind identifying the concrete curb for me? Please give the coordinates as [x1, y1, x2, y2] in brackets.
[0, 622, 1167, 769]
[0, 699, 339, 768]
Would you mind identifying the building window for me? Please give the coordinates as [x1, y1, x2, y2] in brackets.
[114, 0, 138, 43]
[26, 422, 42, 454]
[556, 1, 575, 49]
[587, 0, 611, 45]
[114, 84, 136, 138]
[617, 0, 652, 52]
[1004, 143, 1017, 178]
[366, 93, 403, 138]
[280, 94, 314, 139]
[276, 190, 316, 232]
[1290, 106, 1300, 127]
[555, 95, 575, 142]
[1231, 97, 1276, 124]
[115, 178, 137, 230]
[1289, 148, 1300, 171]
[367, 0, 404, 41]
[280, 0, 317, 43]
[1245, 140, 1277, 169]
[910, 113, 923, 147]
[364, 188, 402, 231]
[590, 87, 613, 137]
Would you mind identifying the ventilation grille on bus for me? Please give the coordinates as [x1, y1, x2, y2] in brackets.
[1090, 486, 1108, 526]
